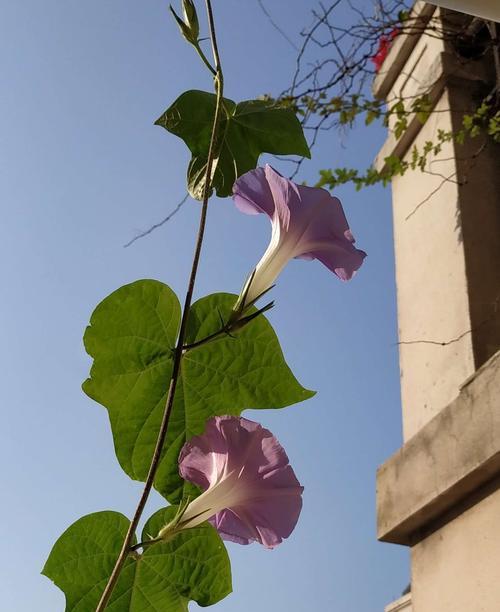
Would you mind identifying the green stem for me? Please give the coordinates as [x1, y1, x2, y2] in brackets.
[193, 41, 217, 76]
[183, 325, 231, 351]
[182, 300, 274, 352]
[94, 2, 224, 609]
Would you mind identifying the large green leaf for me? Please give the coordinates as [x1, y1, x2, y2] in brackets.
[82, 280, 180, 485]
[155, 90, 311, 199]
[83, 280, 314, 502]
[42, 509, 232, 611]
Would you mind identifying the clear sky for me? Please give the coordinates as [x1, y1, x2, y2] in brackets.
[1, 1, 409, 610]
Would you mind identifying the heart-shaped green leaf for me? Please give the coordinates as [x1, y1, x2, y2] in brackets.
[155, 90, 310, 199]
[42, 508, 231, 611]
[83, 280, 314, 502]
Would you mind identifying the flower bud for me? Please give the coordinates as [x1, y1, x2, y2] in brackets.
[169, 2, 199, 46]
[182, 0, 199, 41]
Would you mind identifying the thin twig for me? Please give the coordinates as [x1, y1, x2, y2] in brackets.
[404, 173, 457, 221]
[94, 2, 224, 609]
[421, 168, 461, 184]
[274, 0, 494, 178]
[396, 296, 500, 347]
[256, 0, 299, 50]
[123, 194, 189, 248]
[405, 140, 487, 221]
[397, 328, 473, 347]
[394, 295, 500, 346]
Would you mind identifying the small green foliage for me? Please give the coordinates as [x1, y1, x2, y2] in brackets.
[385, 154, 407, 177]
[455, 129, 466, 145]
[255, 93, 389, 129]
[412, 94, 432, 125]
[364, 109, 379, 126]
[390, 100, 408, 139]
[43, 509, 232, 611]
[156, 90, 310, 199]
[83, 280, 315, 502]
[462, 100, 495, 138]
[315, 92, 499, 191]
[488, 111, 500, 142]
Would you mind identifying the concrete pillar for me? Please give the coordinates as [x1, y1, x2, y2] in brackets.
[374, 3, 500, 610]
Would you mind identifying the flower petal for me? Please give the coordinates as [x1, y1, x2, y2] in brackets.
[310, 242, 367, 280]
[178, 416, 304, 547]
[294, 185, 349, 244]
[232, 165, 366, 310]
[264, 165, 299, 230]
[179, 417, 229, 489]
[211, 488, 302, 549]
[232, 167, 275, 217]
[209, 508, 256, 546]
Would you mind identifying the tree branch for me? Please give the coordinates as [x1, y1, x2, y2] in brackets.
[256, 0, 299, 50]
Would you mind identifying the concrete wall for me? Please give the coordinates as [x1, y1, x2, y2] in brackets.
[391, 88, 475, 440]
[412, 485, 500, 611]
[374, 4, 500, 611]
[373, 4, 500, 440]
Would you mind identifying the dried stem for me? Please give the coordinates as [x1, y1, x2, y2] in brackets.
[94, 1, 224, 609]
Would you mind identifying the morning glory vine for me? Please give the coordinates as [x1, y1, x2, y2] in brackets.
[43, 2, 366, 610]
[91, 3, 225, 608]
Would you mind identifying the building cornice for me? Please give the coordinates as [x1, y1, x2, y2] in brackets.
[377, 350, 500, 545]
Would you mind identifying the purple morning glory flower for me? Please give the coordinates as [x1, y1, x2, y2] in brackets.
[232, 164, 366, 312]
[172, 415, 303, 549]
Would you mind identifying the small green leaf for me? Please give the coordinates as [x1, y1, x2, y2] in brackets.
[83, 281, 314, 502]
[393, 117, 407, 139]
[42, 509, 232, 611]
[364, 109, 378, 125]
[155, 90, 311, 199]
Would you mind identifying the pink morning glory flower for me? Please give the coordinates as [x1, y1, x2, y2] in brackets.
[232, 165, 366, 313]
[166, 415, 303, 549]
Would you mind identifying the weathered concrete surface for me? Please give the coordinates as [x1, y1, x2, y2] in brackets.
[377, 350, 500, 544]
[411, 485, 500, 612]
[391, 87, 475, 439]
[373, 6, 500, 439]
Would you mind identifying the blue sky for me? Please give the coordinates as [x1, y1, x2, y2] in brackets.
[1, 1, 408, 610]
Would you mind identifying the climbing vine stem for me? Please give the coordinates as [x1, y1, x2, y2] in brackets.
[94, 1, 224, 609]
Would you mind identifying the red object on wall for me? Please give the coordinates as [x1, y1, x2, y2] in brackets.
[371, 28, 399, 72]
